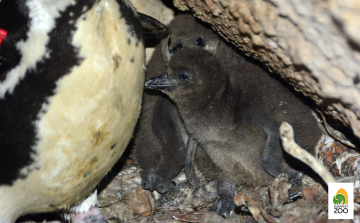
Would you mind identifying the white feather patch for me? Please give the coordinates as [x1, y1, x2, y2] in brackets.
[205, 40, 219, 53]
[70, 190, 98, 213]
[0, 0, 75, 98]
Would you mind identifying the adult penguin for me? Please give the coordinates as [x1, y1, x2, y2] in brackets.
[0, 0, 167, 222]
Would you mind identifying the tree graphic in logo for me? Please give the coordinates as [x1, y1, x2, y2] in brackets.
[333, 188, 348, 205]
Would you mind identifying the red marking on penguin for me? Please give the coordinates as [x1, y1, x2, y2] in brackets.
[0, 29, 8, 46]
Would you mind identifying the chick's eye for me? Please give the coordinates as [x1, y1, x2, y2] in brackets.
[195, 37, 205, 47]
[179, 73, 189, 81]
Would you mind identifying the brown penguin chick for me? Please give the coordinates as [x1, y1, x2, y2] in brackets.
[145, 48, 323, 217]
[133, 42, 188, 194]
[136, 11, 250, 207]
[132, 13, 229, 194]
[163, 13, 246, 72]
[163, 13, 322, 180]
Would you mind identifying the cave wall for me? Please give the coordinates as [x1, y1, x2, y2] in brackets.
[173, 0, 360, 138]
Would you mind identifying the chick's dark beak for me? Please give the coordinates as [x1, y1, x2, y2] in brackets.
[145, 73, 174, 90]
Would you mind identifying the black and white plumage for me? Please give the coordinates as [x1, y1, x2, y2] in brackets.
[0, 0, 168, 222]
[146, 48, 323, 217]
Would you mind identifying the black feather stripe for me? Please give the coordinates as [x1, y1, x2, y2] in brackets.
[0, 0, 30, 81]
[0, 0, 96, 185]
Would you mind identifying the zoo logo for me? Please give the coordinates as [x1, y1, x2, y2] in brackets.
[333, 188, 349, 214]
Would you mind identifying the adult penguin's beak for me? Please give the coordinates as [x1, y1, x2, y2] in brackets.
[138, 13, 168, 40]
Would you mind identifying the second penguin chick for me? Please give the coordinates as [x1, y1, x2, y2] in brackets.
[133, 44, 187, 194]
[164, 14, 246, 70]
[146, 48, 323, 216]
